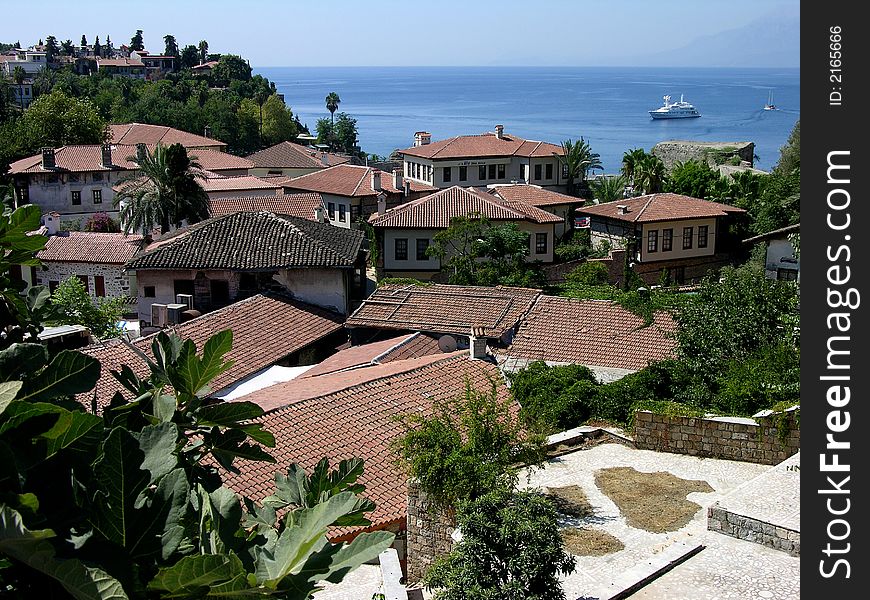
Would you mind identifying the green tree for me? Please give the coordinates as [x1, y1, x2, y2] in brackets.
[179, 44, 199, 69]
[81, 34, 87, 47]
[665, 160, 727, 199]
[43, 35, 59, 63]
[674, 263, 798, 375]
[554, 137, 601, 197]
[260, 94, 298, 146]
[211, 54, 252, 87]
[0, 204, 395, 597]
[115, 143, 209, 234]
[591, 174, 628, 203]
[197, 39, 209, 65]
[633, 153, 666, 195]
[60, 39, 74, 56]
[394, 379, 545, 508]
[325, 91, 341, 124]
[163, 33, 178, 57]
[49, 275, 126, 338]
[774, 120, 799, 177]
[424, 487, 576, 600]
[333, 111, 359, 154]
[508, 361, 601, 433]
[130, 29, 144, 52]
[621, 147, 647, 191]
[93, 35, 101, 58]
[315, 117, 335, 149]
[18, 90, 108, 150]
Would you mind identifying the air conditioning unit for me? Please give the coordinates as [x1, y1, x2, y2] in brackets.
[150, 303, 168, 327]
[166, 303, 186, 325]
[175, 294, 194, 310]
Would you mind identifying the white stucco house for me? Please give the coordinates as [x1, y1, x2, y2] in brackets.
[368, 185, 562, 280]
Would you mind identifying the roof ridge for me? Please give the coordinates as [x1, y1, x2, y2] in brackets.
[633, 194, 658, 222]
[429, 136, 460, 158]
[350, 167, 370, 196]
[371, 332, 420, 363]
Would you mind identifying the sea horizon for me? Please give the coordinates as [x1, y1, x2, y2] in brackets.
[257, 65, 800, 174]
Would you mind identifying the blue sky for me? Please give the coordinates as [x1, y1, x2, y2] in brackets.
[0, 0, 800, 67]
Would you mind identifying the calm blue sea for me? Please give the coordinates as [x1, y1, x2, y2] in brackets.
[255, 67, 800, 174]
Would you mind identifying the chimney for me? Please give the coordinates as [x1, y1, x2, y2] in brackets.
[494, 124, 504, 139]
[44, 212, 61, 235]
[376, 193, 386, 216]
[203, 125, 212, 139]
[136, 143, 147, 161]
[100, 144, 112, 167]
[371, 170, 382, 191]
[403, 180, 411, 197]
[469, 326, 488, 360]
[414, 131, 431, 147]
[320, 152, 330, 167]
[41, 147, 55, 170]
[392, 168, 403, 190]
[616, 204, 628, 215]
[314, 204, 325, 223]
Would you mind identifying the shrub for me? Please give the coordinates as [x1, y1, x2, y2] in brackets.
[83, 211, 120, 232]
[565, 261, 610, 286]
[509, 362, 600, 433]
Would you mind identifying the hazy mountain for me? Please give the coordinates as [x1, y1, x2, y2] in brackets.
[634, 11, 800, 68]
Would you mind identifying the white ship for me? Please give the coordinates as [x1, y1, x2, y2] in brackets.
[649, 94, 701, 119]
[763, 90, 777, 111]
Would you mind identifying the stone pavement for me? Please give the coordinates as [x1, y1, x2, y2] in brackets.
[517, 442, 799, 600]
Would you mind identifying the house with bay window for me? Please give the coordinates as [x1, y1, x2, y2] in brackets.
[368, 185, 561, 281]
[397, 125, 570, 192]
[576, 193, 747, 286]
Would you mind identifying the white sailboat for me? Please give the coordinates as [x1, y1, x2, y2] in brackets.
[763, 90, 777, 111]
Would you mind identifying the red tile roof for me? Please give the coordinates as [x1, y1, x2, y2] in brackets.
[282, 164, 436, 198]
[97, 58, 144, 68]
[223, 353, 512, 537]
[245, 141, 351, 170]
[208, 193, 325, 220]
[109, 123, 226, 149]
[198, 174, 282, 193]
[37, 232, 144, 264]
[507, 296, 677, 370]
[576, 193, 746, 224]
[346, 283, 541, 339]
[80, 293, 344, 412]
[8, 144, 248, 175]
[399, 131, 564, 160]
[489, 184, 578, 207]
[299, 332, 444, 379]
[369, 185, 562, 228]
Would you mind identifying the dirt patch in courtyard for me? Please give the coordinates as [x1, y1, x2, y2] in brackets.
[594, 466, 713, 533]
[546, 485, 595, 519]
[561, 527, 625, 556]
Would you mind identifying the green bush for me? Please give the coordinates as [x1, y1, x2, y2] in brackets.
[565, 261, 610, 286]
[509, 362, 600, 433]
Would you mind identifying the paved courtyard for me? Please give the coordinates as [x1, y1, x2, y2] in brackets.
[518, 442, 799, 600]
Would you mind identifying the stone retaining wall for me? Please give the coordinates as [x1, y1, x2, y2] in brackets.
[708, 505, 800, 556]
[405, 480, 456, 584]
[633, 410, 799, 465]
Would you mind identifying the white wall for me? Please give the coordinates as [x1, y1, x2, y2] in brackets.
[517, 222, 555, 264]
[321, 193, 355, 228]
[765, 238, 800, 280]
[383, 229, 441, 272]
[20, 170, 128, 221]
[272, 268, 348, 315]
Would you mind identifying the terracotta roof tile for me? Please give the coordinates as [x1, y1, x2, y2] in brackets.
[80, 293, 344, 412]
[283, 164, 436, 198]
[222, 353, 512, 537]
[346, 283, 541, 339]
[37, 232, 144, 264]
[299, 332, 444, 379]
[97, 58, 144, 67]
[109, 123, 226, 149]
[208, 193, 325, 220]
[368, 185, 562, 228]
[245, 141, 351, 169]
[189, 149, 253, 172]
[489, 184, 578, 207]
[198, 174, 282, 193]
[126, 212, 364, 271]
[576, 193, 746, 224]
[398, 131, 564, 160]
[508, 296, 677, 369]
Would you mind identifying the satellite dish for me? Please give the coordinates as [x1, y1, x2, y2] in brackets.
[438, 334, 458, 353]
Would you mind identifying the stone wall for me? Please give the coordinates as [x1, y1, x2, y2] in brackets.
[651, 141, 755, 172]
[633, 409, 799, 465]
[38, 262, 134, 301]
[405, 480, 456, 585]
[707, 505, 800, 556]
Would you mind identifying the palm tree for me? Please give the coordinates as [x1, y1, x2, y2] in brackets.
[633, 154, 666, 195]
[115, 143, 209, 235]
[554, 137, 602, 198]
[621, 147, 647, 189]
[325, 92, 341, 124]
[591, 175, 628, 204]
